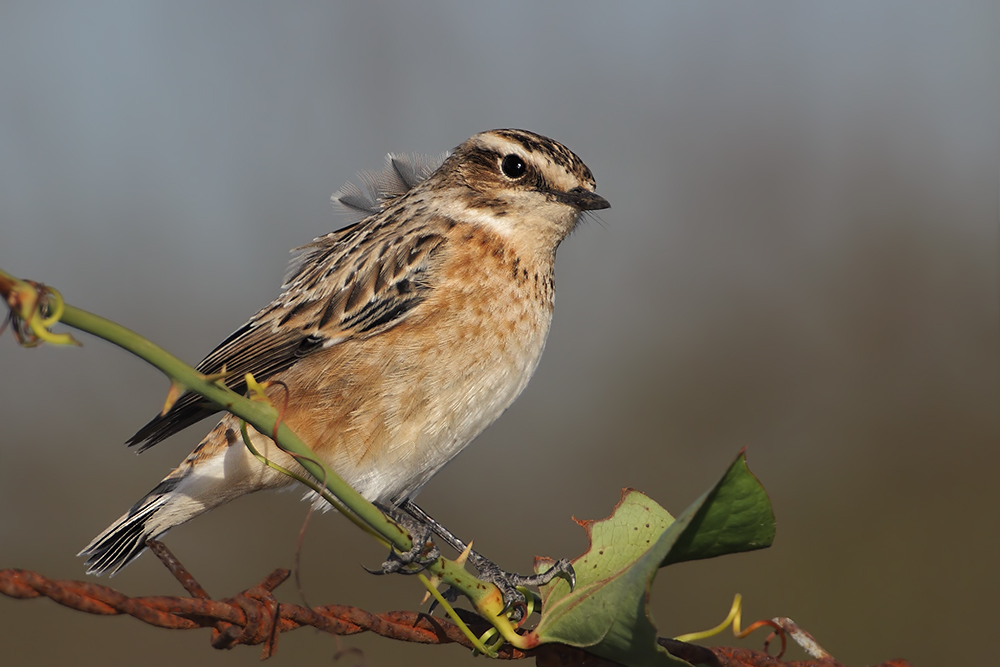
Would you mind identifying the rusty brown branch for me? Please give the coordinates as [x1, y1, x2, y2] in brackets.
[0, 566, 505, 660]
[0, 543, 912, 667]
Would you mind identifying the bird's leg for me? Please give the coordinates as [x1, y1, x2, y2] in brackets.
[400, 498, 576, 618]
[369, 502, 441, 575]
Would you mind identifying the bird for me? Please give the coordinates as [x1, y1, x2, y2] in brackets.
[79, 129, 610, 597]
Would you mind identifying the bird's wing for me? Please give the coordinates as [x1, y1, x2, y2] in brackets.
[127, 221, 448, 451]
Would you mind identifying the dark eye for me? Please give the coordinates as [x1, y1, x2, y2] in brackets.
[500, 154, 526, 179]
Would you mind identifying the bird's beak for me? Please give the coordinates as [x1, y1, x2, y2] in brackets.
[556, 187, 611, 211]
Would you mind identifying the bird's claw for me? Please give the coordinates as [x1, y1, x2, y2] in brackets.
[365, 530, 441, 575]
[520, 558, 576, 590]
[470, 555, 576, 621]
[427, 585, 460, 615]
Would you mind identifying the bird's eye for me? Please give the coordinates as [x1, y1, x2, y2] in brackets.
[500, 154, 527, 179]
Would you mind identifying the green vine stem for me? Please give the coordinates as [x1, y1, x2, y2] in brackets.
[1, 267, 527, 650]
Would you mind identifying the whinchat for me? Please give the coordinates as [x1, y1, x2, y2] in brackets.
[80, 129, 610, 588]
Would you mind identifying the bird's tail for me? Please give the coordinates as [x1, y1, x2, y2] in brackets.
[79, 418, 303, 576]
[77, 476, 203, 576]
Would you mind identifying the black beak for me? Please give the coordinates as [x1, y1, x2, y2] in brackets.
[555, 187, 611, 211]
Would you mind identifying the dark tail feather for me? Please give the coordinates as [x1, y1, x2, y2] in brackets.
[78, 480, 179, 576]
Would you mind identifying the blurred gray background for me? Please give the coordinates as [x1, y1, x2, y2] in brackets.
[1, 2, 997, 665]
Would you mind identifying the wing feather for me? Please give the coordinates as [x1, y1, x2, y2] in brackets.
[127, 222, 448, 451]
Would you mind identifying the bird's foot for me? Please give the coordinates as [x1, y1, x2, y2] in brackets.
[366, 507, 441, 575]
[373, 539, 441, 575]
[468, 554, 576, 621]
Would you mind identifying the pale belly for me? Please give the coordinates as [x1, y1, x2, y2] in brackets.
[331, 311, 552, 504]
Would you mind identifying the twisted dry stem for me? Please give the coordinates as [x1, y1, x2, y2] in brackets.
[0, 542, 913, 667]
[0, 564, 504, 660]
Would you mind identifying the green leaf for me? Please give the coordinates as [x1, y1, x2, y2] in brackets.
[527, 450, 774, 666]
[661, 448, 775, 566]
